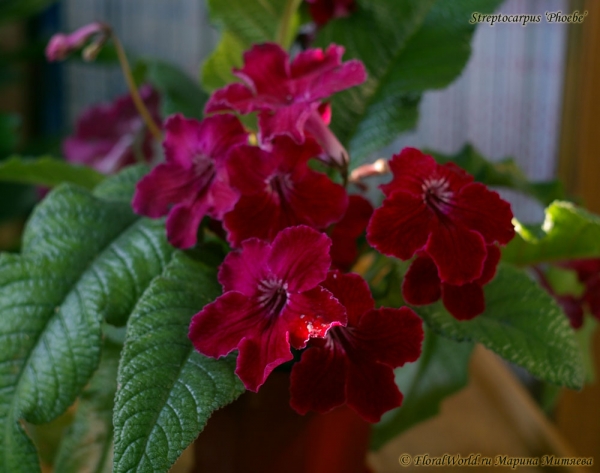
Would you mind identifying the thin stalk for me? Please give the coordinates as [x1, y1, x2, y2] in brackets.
[111, 35, 163, 141]
[276, 0, 302, 47]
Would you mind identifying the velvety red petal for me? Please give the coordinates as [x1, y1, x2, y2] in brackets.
[284, 287, 347, 349]
[402, 255, 441, 306]
[223, 191, 286, 246]
[330, 195, 373, 270]
[477, 244, 501, 285]
[441, 282, 485, 320]
[258, 102, 317, 144]
[204, 83, 258, 115]
[289, 340, 347, 414]
[218, 238, 271, 295]
[165, 198, 209, 249]
[345, 361, 403, 423]
[235, 318, 293, 392]
[268, 225, 332, 293]
[132, 163, 194, 218]
[557, 295, 585, 329]
[426, 222, 487, 285]
[290, 44, 343, 78]
[197, 113, 248, 159]
[205, 171, 240, 220]
[234, 43, 290, 96]
[320, 270, 373, 326]
[366, 191, 433, 260]
[354, 307, 423, 367]
[227, 145, 276, 195]
[452, 182, 515, 245]
[162, 114, 205, 166]
[189, 291, 261, 359]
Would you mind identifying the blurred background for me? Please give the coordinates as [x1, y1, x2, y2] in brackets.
[1, 0, 599, 471]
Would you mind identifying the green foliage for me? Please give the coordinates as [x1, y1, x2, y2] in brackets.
[372, 329, 473, 450]
[202, 0, 300, 91]
[0, 177, 173, 472]
[430, 144, 566, 206]
[141, 60, 209, 119]
[503, 201, 600, 265]
[52, 340, 121, 473]
[0, 156, 105, 189]
[418, 264, 584, 389]
[113, 252, 244, 473]
[316, 0, 503, 163]
[0, 0, 56, 24]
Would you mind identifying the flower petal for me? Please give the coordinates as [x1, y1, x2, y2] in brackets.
[204, 83, 257, 115]
[258, 102, 317, 144]
[218, 238, 272, 295]
[367, 191, 433, 260]
[165, 198, 209, 248]
[227, 145, 277, 195]
[268, 226, 332, 292]
[426, 222, 487, 285]
[452, 182, 515, 245]
[441, 282, 485, 320]
[477, 244, 501, 285]
[284, 286, 347, 349]
[402, 255, 441, 306]
[320, 270, 373, 326]
[289, 342, 347, 415]
[234, 43, 290, 95]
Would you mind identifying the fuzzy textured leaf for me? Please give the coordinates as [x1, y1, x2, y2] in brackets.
[0, 156, 105, 189]
[503, 201, 600, 266]
[418, 264, 584, 389]
[0, 178, 173, 472]
[316, 0, 502, 163]
[372, 329, 472, 450]
[52, 340, 121, 473]
[113, 252, 244, 473]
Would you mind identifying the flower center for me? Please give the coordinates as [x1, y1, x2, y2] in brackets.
[422, 177, 453, 214]
[193, 156, 216, 193]
[269, 173, 293, 201]
[257, 277, 288, 317]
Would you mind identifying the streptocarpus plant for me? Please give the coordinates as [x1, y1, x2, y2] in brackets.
[0, 1, 596, 472]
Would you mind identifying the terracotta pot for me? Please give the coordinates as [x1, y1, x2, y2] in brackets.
[192, 372, 372, 473]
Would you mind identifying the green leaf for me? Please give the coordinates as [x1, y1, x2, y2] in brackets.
[430, 144, 565, 206]
[52, 340, 121, 473]
[0, 113, 20, 156]
[316, 0, 502, 163]
[0, 156, 105, 189]
[143, 60, 209, 119]
[418, 264, 584, 389]
[371, 329, 472, 450]
[201, 31, 245, 92]
[202, 0, 300, 92]
[503, 201, 600, 266]
[113, 252, 244, 473]
[0, 0, 57, 23]
[0, 177, 173, 472]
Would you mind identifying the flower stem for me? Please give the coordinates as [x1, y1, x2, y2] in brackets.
[111, 34, 163, 141]
[276, 0, 302, 47]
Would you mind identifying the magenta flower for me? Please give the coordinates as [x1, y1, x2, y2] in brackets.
[205, 42, 366, 166]
[290, 270, 423, 422]
[367, 148, 515, 285]
[133, 113, 248, 249]
[63, 85, 161, 175]
[45, 22, 108, 62]
[223, 136, 348, 247]
[189, 226, 347, 392]
[305, 0, 356, 27]
[402, 245, 501, 320]
[330, 195, 373, 271]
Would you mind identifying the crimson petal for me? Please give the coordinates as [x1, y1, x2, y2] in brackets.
[441, 282, 485, 320]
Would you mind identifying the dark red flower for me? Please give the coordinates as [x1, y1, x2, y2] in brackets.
[63, 85, 161, 174]
[290, 270, 423, 422]
[132, 113, 248, 249]
[189, 226, 346, 392]
[367, 148, 514, 285]
[402, 245, 501, 320]
[205, 42, 366, 167]
[330, 195, 373, 271]
[223, 136, 348, 247]
[306, 0, 356, 27]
